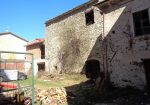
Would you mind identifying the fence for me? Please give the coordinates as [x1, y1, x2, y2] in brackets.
[0, 51, 35, 105]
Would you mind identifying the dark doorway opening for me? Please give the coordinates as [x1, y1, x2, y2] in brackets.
[40, 45, 45, 59]
[143, 59, 150, 92]
[85, 60, 100, 80]
[38, 63, 45, 71]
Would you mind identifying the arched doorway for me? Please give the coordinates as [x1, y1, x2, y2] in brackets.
[85, 60, 100, 80]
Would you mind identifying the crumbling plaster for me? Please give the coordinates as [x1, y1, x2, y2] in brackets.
[46, 0, 150, 90]
[105, 0, 150, 90]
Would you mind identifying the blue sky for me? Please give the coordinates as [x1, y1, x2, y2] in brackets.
[0, 0, 89, 41]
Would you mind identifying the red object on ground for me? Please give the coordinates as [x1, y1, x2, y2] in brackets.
[0, 82, 17, 89]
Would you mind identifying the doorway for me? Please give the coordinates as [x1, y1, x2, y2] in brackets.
[85, 60, 100, 80]
[143, 59, 150, 91]
[40, 45, 45, 59]
[38, 63, 45, 71]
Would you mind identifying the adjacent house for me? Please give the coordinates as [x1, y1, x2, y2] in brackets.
[45, 0, 150, 90]
[0, 32, 28, 69]
[26, 38, 45, 75]
[0, 32, 28, 53]
[0, 32, 28, 80]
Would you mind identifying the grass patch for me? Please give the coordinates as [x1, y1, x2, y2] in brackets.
[36, 73, 88, 89]
[12, 73, 106, 105]
[14, 73, 88, 89]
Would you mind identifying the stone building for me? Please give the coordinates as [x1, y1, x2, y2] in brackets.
[45, 0, 103, 74]
[45, 0, 150, 90]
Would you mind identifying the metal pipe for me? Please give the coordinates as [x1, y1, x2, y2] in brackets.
[0, 51, 35, 105]
[101, 9, 108, 82]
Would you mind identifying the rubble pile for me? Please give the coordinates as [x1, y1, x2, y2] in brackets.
[35, 87, 67, 105]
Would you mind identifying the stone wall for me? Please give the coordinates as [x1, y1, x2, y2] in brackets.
[45, 0, 150, 90]
[45, 5, 103, 74]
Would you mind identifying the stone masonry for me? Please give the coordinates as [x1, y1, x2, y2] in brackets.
[45, 0, 150, 90]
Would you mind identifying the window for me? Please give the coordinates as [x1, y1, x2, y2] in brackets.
[133, 9, 150, 36]
[85, 10, 94, 25]
[40, 45, 45, 59]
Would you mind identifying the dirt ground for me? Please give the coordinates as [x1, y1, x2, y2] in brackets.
[1, 74, 150, 105]
[35, 73, 150, 105]
[66, 80, 150, 105]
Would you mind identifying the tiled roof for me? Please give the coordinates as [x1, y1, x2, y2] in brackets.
[26, 38, 45, 46]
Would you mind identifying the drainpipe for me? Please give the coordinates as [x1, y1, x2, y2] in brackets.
[104, 13, 109, 83]
[101, 11, 105, 76]
[100, 9, 109, 89]
[100, 11, 106, 77]
[93, 0, 108, 77]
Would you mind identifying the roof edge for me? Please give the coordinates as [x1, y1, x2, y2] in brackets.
[0, 32, 29, 42]
[45, 0, 100, 26]
[94, 0, 133, 7]
[26, 38, 45, 47]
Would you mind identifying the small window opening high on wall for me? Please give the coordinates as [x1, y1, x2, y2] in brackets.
[85, 10, 94, 25]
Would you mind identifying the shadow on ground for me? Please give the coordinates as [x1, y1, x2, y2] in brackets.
[0, 94, 16, 105]
[65, 80, 150, 105]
